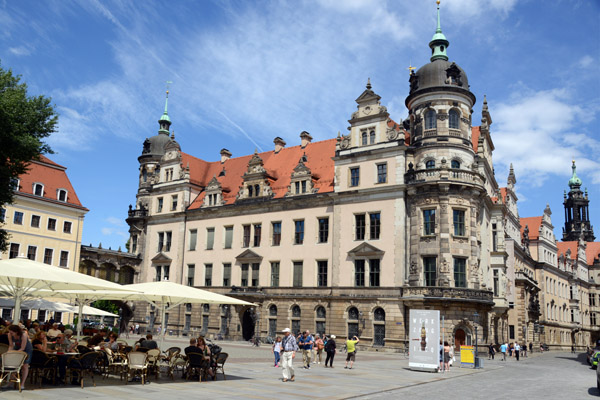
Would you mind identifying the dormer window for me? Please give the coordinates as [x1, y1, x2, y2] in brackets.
[294, 180, 308, 194]
[449, 109, 460, 129]
[451, 160, 460, 169]
[361, 132, 367, 146]
[425, 110, 437, 130]
[33, 183, 44, 196]
[10, 178, 19, 192]
[57, 189, 68, 202]
[426, 160, 436, 169]
[369, 130, 375, 144]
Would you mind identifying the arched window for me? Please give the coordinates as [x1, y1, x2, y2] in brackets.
[449, 109, 460, 129]
[316, 306, 326, 336]
[254, 185, 260, 196]
[347, 307, 359, 338]
[348, 307, 359, 320]
[248, 185, 253, 197]
[425, 109, 437, 130]
[203, 304, 210, 313]
[292, 305, 301, 318]
[426, 160, 436, 169]
[362, 132, 367, 146]
[291, 305, 301, 334]
[373, 308, 385, 346]
[316, 306, 326, 319]
[451, 160, 460, 169]
[374, 307, 385, 321]
[369, 131, 375, 144]
[269, 304, 278, 316]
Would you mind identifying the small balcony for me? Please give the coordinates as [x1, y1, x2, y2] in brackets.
[403, 286, 494, 304]
[405, 167, 484, 186]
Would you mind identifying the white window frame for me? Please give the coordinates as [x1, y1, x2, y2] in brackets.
[33, 182, 44, 197]
[57, 188, 68, 202]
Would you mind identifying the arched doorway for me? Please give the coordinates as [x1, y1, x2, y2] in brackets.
[242, 308, 256, 341]
[455, 328, 466, 350]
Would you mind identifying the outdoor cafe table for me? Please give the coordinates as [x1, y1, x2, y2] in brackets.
[47, 352, 79, 383]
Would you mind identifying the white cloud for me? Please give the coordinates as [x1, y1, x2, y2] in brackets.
[8, 46, 31, 56]
[100, 216, 129, 242]
[577, 55, 593, 69]
[493, 88, 600, 186]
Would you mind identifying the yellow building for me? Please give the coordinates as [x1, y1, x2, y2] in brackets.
[0, 155, 88, 323]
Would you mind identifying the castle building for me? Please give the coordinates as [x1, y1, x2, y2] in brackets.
[0, 155, 88, 323]
[123, 4, 598, 350]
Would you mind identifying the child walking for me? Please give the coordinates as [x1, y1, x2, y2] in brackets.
[273, 336, 282, 367]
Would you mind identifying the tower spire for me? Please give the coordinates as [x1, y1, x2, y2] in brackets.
[568, 160, 582, 190]
[158, 83, 172, 134]
[429, 0, 449, 62]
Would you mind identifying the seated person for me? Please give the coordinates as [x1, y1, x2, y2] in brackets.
[63, 329, 78, 349]
[29, 322, 41, 339]
[87, 333, 105, 348]
[137, 334, 158, 350]
[196, 337, 214, 379]
[102, 332, 119, 351]
[47, 323, 62, 338]
[54, 332, 77, 353]
[32, 331, 50, 352]
[184, 338, 198, 355]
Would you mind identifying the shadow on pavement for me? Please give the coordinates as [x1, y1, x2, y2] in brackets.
[555, 352, 590, 366]
[588, 387, 600, 397]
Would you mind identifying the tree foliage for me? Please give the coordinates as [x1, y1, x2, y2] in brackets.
[0, 62, 57, 251]
[91, 300, 120, 315]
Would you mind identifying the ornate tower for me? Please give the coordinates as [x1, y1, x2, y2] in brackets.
[562, 160, 595, 241]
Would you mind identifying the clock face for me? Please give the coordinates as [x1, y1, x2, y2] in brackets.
[166, 151, 177, 160]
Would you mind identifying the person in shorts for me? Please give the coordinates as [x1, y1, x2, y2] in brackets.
[344, 336, 359, 369]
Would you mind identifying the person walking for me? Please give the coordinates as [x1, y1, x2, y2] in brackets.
[280, 328, 298, 382]
[515, 342, 520, 361]
[344, 336, 359, 369]
[529, 342, 533, 353]
[443, 341, 451, 371]
[7, 324, 32, 390]
[522, 342, 527, 358]
[272, 336, 282, 367]
[324, 335, 337, 368]
[488, 343, 495, 360]
[500, 342, 507, 361]
[298, 331, 314, 369]
[314, 334, 324, 365]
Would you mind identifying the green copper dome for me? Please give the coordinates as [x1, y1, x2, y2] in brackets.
[429, 1, 449, 62]
[568, 160, 582, 189]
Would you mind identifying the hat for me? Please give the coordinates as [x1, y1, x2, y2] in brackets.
[282, 328, 291, 333]
[330, 335, 336, 339]
[64, 329, 73, 335]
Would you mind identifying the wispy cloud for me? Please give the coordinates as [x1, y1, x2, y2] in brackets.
[100, 216, 129, 244]
[8, 46, 31, 56]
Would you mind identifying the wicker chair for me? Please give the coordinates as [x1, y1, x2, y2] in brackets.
[66, 351, 100, 388]
[146, 348, 161, 379]
[185, 352, 209, 382]
[160, 347, 183, 380]
[126, 351, 148, 384]
[29, 350, 57, 387]
[0, 351, 28, 392]
[214, 352, 228, 381]
[103, 348, 127, 380]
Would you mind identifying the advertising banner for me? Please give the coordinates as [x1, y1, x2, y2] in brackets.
[408, 309, 440, 371]
[460, 345, 474, 367]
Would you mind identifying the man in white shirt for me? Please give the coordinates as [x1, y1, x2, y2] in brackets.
[47, 323, 61, 338]
[280, 328, 298, 382]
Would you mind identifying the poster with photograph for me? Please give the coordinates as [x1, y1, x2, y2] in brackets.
[408, 309, 440, 371]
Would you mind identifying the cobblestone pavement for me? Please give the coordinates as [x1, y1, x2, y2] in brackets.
[1, 338, 596, 399]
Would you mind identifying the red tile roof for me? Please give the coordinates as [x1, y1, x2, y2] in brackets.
[471, 126, 480, 152]
[585, 242, 600, 265]
[520, 216, 543, 240]
[17, 155, 87, 210]
[187, 139, 337, 209]
[558, 241, 577, 260]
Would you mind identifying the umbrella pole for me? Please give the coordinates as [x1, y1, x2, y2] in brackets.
[160, 305, 167, 351]
[13, 292, 22, 324]
[77, 300, 84, 339]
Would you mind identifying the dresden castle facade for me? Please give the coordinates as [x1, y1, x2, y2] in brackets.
[124, 6, 600, 351]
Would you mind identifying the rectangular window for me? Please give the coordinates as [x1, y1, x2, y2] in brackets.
[0, 208, 5, 223]
[318, 218, 329, 243]
[204, 264, 213, 287]
[47, 218, 56, 231]
[156, 266, 162, 282]
[27, 245, 37, 261]
[171, 195, 178, 211]
[34, 183, 43, 196]
[369, 213, 381, 240]
[377, 163, 387, 183]
[293, 261, 303, 287]
[492, 223, 498, 251]
[493, 269, 499, 296]
[355, 259, 365, 287]
[158, 232, 164, 252]
[157, 197, 163, 212]
[369, 259, 380, 287]
[63, 221, 72, 234]
[317, 260, 328, 287]
[222, 226, 233, 249]
[350, 167, 360, 187]
[253, 224, 261, 247]
[206, 228, 215, 250]
[9, 243, 19, 259]
[272, 222, 281, 246]
[59, 251, 69, 268]
[423, 209, 436, 235]
[509, 325, 515, 340]
[241, 264, 249, 287]
[223, 263, 231, 287]
[165, 231, 172, 252]
[44, 248, 53, 265]
[294, 220, 304, 245]
[31, 215, 40, 228]
[251, 263, 259, 286]
[270, 262, 280, 287]
[301, 180, 307, 193]
[424, 257, 437, 286]
[453, 209, 465, 236]
[243, 225, 251, 247]
[454, 258, 467, 288]
[163, 265, 170, 280]
[131, 235, 138, 253]
[189, 229, 197, 251]
[13, 211, 23, 225]
[187, 264, 195, 286]
[355, 214, 366, 240]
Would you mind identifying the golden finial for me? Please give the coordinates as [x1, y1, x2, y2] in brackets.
[407, 63, 416, 74]
[437, 0, 441, 5]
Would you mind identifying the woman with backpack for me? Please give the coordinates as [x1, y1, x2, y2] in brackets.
[324, 335, 337, 368]
[314, 334, 324, 364]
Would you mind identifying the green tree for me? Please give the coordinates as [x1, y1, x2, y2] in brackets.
[0, 62, 57, 251]
[91, 300, 120, 315]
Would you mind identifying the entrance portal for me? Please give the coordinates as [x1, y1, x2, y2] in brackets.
[242, 308, 256, 341]
[455, 328, 466, 350]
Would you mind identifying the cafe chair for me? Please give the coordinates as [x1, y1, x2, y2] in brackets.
[185, 352, 209, 382]
[29, 350, 57, 387]
[214, 352, 228, 381]
[126, 351, 148, 385]
[103, 348, 127, 380]
[66, 351, 100, 388]
[146, 348, 161, 380]
[0, 351, 28, 392]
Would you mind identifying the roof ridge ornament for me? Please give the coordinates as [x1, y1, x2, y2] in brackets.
[366, 77, 372, 90]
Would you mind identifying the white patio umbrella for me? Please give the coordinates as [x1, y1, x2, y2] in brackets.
[0, 256, 133, 322]
[56, 281, 254, 348]
[0, 297, 118, 318]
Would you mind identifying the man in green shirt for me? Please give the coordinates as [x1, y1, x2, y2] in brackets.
[344, 336, 359, 369]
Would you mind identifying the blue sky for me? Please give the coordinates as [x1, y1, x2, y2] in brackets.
[1, 0, 598, 250]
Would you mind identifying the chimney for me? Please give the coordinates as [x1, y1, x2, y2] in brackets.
[273, 137, 286, 153]
[300, 131, 313, 148]
[220, 148, 232, 163]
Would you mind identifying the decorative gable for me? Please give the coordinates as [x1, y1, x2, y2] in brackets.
[203, 176, 225, 207]
[237, 151, 273, 201]
[347, 242, 385, 257]
[286, 154, 316, 196]
[151, 252, 172, 263]
[235, 249, 263, 262]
